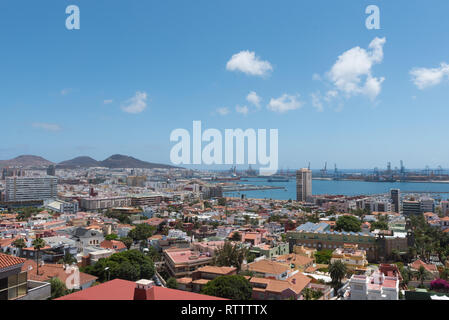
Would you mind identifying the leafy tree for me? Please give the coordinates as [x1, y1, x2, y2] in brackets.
[128, 224, 156, 242]
[13, 238, 26, 256]
[32, 238, 46, 276]
[201, 275, 252, 300]
[329, 260, 347, 295]
[121, 237, 133, 250]
[335, 216, 361, 233]
[105, 234, 119, 241]
[314, 249, 333, 264]
[370, 221, 389, 231]
[82, 250, 155, 282]
[213, 242, 248, 272]
[166, 277, 178, 289]
[50, 277, 68, 299]
[230, 231, 241, 242]
[217, 198, 227, 206]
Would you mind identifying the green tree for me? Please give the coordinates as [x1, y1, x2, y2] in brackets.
[58, 252, 77, 265]
[217, 198, 227, 206]
[314, 249, 333, 264]
[12, 238, 26, 256]
[32, 238, 46, 276]
[82, 250, 155, 282]
[166, 277, 178, 289]
[335, 216, 361, 232]
[201, 275, 252, 300]
[128, 224, 156, 242]
[329, 260, 347, 295]
[121, 237, 133, 250]
[417, 265, 427, 287]
[50, 277, 68, 299]
[105, 234, 119, 241]
[213, 242, 248, 272]
[230, 231, 241, 242]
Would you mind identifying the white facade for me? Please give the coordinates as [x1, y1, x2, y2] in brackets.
[5, 176, 58, 201]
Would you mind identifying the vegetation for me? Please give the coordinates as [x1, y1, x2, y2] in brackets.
[329, 260, 347, 295]
[314, 249, 333, 264]
[32, 238, 46, 276]
[58, 252, 77, 265]
[120, 237, 133, 250]
[303, 287, 324, 300]
[201, 275, 252, 300]
[166, 277, 178, 289]
[213, 242, 248, 272]
[81, 250, 155, 282]
[105, 234, 119, 241]
[410, 214, 449, 264]
[335, 215, 361, 233]
[50, 277, 68, 299]
[128, 224, 156, 242]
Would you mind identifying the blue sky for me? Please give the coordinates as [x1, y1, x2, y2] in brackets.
[1, 1, 449, 170]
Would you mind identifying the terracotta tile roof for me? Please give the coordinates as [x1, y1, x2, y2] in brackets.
[56, 279, 226, 300]
[196, 266, 236, 275]
[100, 240, 126, 251]
[248, 259, 290, 275]
[21, 260, 98, 285]
[409, 259, 438, 273]
[275, 254, 313, 267]
[0, 253, 26, 270]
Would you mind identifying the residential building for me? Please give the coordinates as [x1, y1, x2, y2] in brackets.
[163, 248, 213, 278]
[296, 168, 312, 202]
[390, 189, 400, 213]
[5, 176, 58, 202]
[330, 244, 368, 273]
[0, 253, 50, 300]
[346, 271, 399, 300]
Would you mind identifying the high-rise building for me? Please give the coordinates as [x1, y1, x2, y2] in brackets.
[5, 176, 58, 202]
[46, 165, 56, 176]
[390, 189, 400, 213]
[402, 200, 421, 216]
[296, 168, 312, 202]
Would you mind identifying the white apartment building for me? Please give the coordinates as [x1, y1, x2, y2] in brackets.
[347, 271, 399, 300]
[5, 176, 58, 202]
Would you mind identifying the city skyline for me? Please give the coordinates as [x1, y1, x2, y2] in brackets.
[1, 1, 449, 169]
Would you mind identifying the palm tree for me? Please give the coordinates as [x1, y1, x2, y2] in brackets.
[12, 238, 26, 257]
[329, 260, 347, 295]
[417, 265, 426, 287]
[32, 238, 46, 276]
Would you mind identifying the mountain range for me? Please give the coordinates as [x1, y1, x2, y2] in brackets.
[0, 154, 178, 169]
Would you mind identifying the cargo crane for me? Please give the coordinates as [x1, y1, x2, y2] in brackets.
[320, 162, 327, 177]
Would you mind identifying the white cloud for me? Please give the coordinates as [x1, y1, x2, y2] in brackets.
[216, 107, 229, 116]
[327, 37, 386, 100]
[410, 62, 449, 89]
[121, 91, 148, 114]
[246, 91, 261, 108]
[267, 94, 302, 113]
[32, 122, 61, 132]
[235, 105, 249, 115]
[226, 51, 273, 76]
[103, 99, 113, 105]
[60, 88, 72, 96]
[311, 92, 323, 112]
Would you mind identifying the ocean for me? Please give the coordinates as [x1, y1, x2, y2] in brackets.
[223, 178, 449, 201]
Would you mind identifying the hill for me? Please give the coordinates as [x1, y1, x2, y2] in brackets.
[57, 156, 100, 168]
[0, 155, 54, 168]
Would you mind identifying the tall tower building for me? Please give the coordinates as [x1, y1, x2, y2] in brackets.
[390, 189, 400, 213]
[296, 168, 312, 202]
